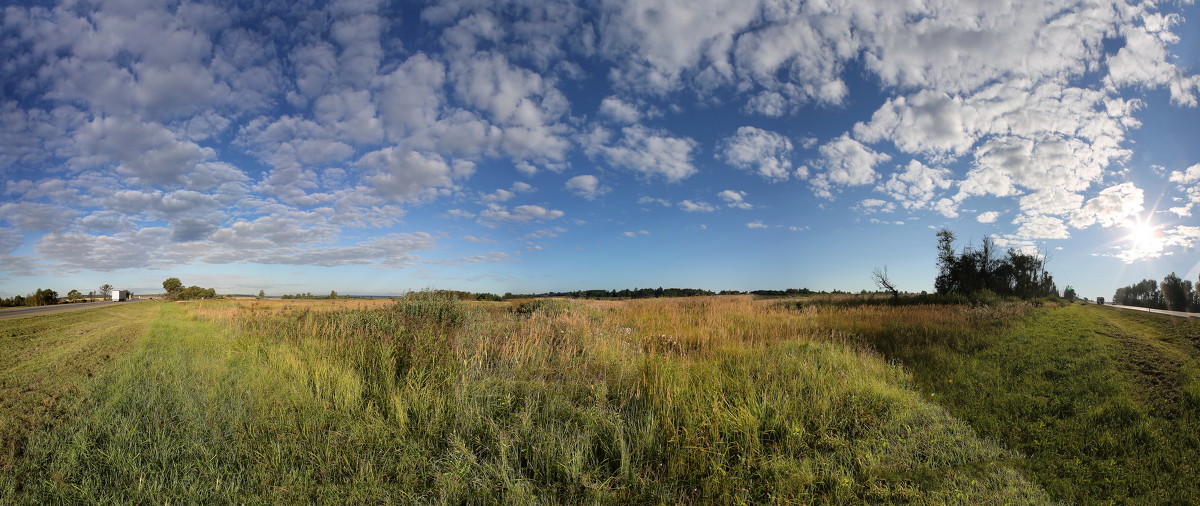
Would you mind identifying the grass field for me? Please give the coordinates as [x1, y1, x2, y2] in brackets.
[2, 295, 1198, 503]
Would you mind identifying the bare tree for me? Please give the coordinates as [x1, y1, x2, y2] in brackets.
[873, 266, 899, 301]
[99, 284, 113, 299]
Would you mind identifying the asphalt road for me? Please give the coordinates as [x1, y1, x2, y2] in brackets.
[1104, 304, 1200, 319]
[0, 300, 149, 320]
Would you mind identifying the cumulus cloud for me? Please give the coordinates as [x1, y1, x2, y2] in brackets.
[1012, 214, 1071, 240]
[0, 202, 79, 231]
[586, 125, 698, 181]
[746, 220, 767, 229]
[811, 134, 890, 198]
[678, 200, 716, 213]
[1071, 182, 1144, 229]
[564, 174, 609, 200]
[599, 96, 642, 124]
[1170, 163, 1200, 185]
[719, 126, 795, 182]
[856, 199, 895, 214]
[854, 91, 973, 157]
[976, 211, 1001, 223]
[478, 204, 564, 225]
[717, 190, 752, 209]
[876, 160, 953, 211]
[3, 0, 1200, 282]
[359, 147, 474, 202]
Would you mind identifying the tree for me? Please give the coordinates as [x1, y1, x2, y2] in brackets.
[872, 266, 899, 300]
[67, 289, 82, 302]
[1160, 272, 1190, 312]
[99, 284, 113, 299]
[163, 278, 183, 298]
[934, 228, 958, 295]
[1064, 286, 1077, 302]
[329, 290, 337, 299]
[30, 288, 58, 306]
[258, 290, 265, 299]
[932, 228, 1057, 300]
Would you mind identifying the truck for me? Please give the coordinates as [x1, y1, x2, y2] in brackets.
[112, 290, 130, 302]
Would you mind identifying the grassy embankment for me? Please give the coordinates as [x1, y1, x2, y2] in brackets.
[0, 302, 158, 474]
[903, 303, 1200, 504]
[3, 295, 1198, 503]
[3, 296, 1046, 503]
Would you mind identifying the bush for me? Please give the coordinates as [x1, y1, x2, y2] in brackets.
[513, 298, 577, 317]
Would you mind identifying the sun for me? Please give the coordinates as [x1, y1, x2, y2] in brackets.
[1122, 219, 1165, 260]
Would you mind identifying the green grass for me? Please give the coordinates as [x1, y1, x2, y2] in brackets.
[2, 296, 1048, 503]
[891, 303, 1200, 504]
[4, 296, 1198, 503]
[0, 302, 158, 474]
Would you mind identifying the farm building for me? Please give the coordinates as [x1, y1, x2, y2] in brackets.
[112, 290, 130, 302]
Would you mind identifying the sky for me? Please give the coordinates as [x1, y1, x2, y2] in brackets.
[1, 0, 1199, 299]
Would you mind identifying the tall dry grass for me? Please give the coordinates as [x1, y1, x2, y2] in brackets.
[158, 293, 1045, 502]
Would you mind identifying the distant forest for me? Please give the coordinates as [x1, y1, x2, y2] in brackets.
[423, 287, 844, 302]
[1112, 273, 1200, 313]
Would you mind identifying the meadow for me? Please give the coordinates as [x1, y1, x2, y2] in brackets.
[2, 294, 1198, 503]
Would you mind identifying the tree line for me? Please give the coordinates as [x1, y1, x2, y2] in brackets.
[162, 278, 218, 301]
[280, 291, 339, 299]
[1112, 272, 1200, 312]
[934, 228, 1059, 300]
[1, 284, 122, 307]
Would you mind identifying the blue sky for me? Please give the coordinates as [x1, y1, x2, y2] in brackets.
[2, 0, 1199, 299]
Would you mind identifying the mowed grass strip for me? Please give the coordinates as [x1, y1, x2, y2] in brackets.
[3, 296, 1049, 503]
[897, 303, 1200, 504]
[0, 302, 158, 474]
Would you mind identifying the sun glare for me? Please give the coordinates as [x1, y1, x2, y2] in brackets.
[1121, 219, 1165, 261]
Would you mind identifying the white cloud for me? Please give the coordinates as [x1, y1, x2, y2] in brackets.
[856, 199, 895, 213]
[1012, 214, 1070, 240]
[623, 230, 650, 238]
[599, 0, 759, 95]
[0, 202, 79, 231]
[746, 220, 767, 229]
[1106, 19, 1199, 106]
[1071, 182, 1144, 229]
[976, 211, 1001, 223]
[482, 188, 516, 202]
[564, 174, 609, 200]
[599, 96, 641, 123]
[812, 133, 890, 198]
[358, 147, 474, 202]
[478, 204, 564, 225]
[449, 51, 571, 163]
[72, 116, 215, 187]
[678, 200, 715, 213]
[854, 90, 973, 157]
[586, 125, 697, 181]
[1170, 163, 1200, 185]
[637, 196, 672, 207]
[876, 159, 953, 210]
[718, 126, 795, 182]
[717, 189, 752, 209]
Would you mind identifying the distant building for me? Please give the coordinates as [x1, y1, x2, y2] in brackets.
[112, 290, 130, 302]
